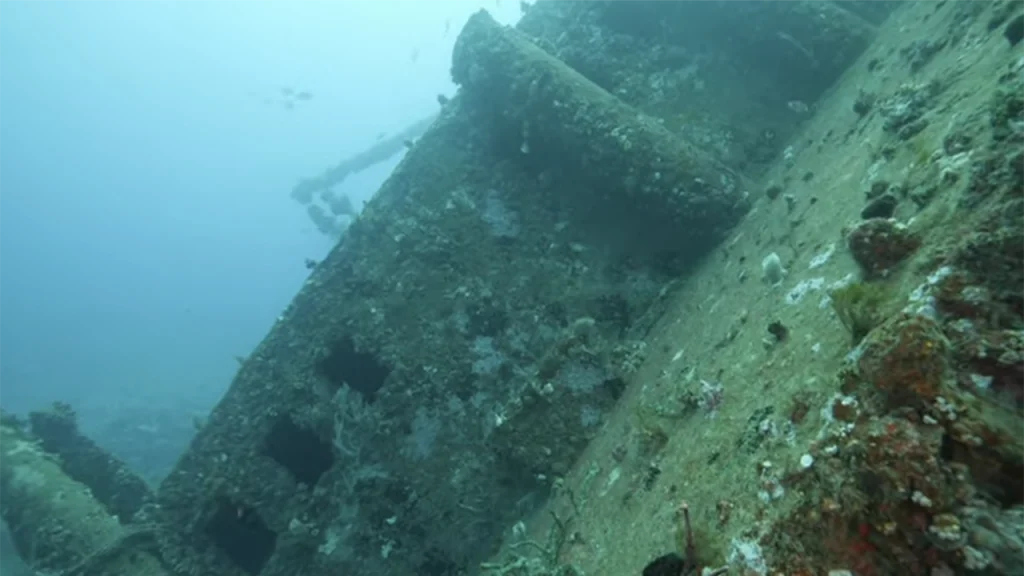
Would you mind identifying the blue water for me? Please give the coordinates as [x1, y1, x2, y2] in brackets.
[0, 0, 521, 482]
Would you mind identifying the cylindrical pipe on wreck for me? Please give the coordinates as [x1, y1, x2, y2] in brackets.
[451, 10, 750, 256]
[0, 423, 170, 576]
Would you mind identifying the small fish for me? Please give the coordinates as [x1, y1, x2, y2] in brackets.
[295, 90, 313, 101]
[787, 100, 809, 113]
[281, 87, 295, 97]
[444, 18, 451, 36]
[410, 48, 420, 63]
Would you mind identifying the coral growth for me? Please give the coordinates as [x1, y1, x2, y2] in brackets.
[855, 313, 951, 408]
[828, 281, 892, 343]
[846, 218, 921, 278]
[772, 253, 1022, 575]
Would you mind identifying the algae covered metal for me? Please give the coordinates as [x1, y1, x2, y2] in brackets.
[0, 419, 169, 576]
[153, 8, 753, 576]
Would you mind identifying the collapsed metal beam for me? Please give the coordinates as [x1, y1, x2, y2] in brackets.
[290, 113, 437, 205]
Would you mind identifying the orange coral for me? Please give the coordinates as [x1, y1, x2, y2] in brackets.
[857, 314, 951, 408]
